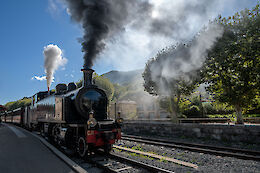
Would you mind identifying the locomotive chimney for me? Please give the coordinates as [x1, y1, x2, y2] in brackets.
[81, 68, 94, 87]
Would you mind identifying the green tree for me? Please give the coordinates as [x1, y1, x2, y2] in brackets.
[112, 83, 127, 101]
[94, 74, 115, 102]
[201, 4, 260, 124]
[143, 45, 199, 123]
[246, 92, 260, 114]
[5, 98, 31, 111]
[77, 73, 115, 103]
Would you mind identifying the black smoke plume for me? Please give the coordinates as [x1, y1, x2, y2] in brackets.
[64, 0, 152, 68]
[64, 0, 223, 69]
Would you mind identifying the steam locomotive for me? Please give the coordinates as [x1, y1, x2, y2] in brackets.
[0, 68, 122, 157]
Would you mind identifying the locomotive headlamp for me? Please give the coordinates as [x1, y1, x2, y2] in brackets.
[87, 111, 97, 128]
[116, 111, 123, 124]
[116, 117, 124, 124]
[87, 118, 97, 128]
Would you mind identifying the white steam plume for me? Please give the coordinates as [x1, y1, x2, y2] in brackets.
[43, 44, 67, 89]
[60, 0, 254, 72]
[150, 24, 224, 95]
[94, 0, 251, 72]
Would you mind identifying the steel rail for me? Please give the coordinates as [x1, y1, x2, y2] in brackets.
[121, 135, 260, 161]
[108, 153, 174, 173]
[89, 150, 175, 173]
[85, 156, 118, 173]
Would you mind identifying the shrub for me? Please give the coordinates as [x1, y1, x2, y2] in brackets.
[183, 105, 201, 118]
[191, 96, 201, 107]
[203, 102, 234, 115]
[203, 103, 216, 115]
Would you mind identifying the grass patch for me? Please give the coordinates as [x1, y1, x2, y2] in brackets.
[208, 114, 260, 118]
[128, 151, 155, 161]
[131, 144, 144, 151]
[191, 158, 197, 163]
[244, 114, 260, 118]
[159, 158, 167, 163]
[207, 114, 234, 118]
[116, 145, 169, 162]
[177, 153, 185, 156]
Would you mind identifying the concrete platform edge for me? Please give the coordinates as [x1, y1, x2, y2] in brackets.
[30, 133, 87, 173]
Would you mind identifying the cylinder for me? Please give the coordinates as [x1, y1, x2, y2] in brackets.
[81, 68, 94, 87]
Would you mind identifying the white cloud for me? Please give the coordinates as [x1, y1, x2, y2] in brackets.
[66, 8, 71, 16]
[31, 76, 46, 81]
[47, 0, 66, 16]
[31, 75, 55, 82]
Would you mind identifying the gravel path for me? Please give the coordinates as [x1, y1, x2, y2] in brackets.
[113, 139, 260, 173]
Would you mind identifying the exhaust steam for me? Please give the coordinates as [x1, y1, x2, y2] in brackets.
[43, 44, 67, 90]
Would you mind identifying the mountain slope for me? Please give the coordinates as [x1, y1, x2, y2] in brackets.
[102, 69, 143, 85]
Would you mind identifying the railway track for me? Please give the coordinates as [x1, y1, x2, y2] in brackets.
[121, 134, 260, 161]
[84, 153, 147, 173]
[108, 152, 175, 173]
[72, 151, 175, 173]
[34, 130, 176, 173]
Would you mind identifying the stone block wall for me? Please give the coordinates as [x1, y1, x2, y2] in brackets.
[122, 121, 260, 144]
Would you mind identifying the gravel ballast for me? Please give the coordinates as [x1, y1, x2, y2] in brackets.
[113, 139, 260, 173]
[123, 133, 260, 152]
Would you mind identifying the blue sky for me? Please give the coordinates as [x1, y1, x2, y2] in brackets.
[0, 0, 257, 105]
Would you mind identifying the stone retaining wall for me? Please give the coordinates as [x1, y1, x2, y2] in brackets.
[122, 121, 260, 144]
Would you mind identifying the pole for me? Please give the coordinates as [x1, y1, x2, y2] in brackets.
[115, 102, 117, 120]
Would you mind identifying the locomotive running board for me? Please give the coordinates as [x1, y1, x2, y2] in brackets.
[68, 124, 85, 127]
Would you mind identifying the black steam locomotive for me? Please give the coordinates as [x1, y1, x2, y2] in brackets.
[0, 68, 122, 157]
